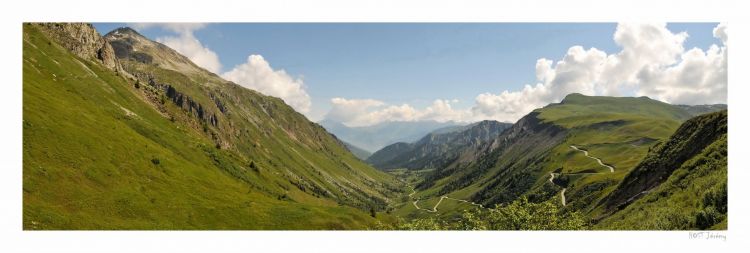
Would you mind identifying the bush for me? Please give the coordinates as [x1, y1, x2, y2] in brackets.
[150, 158, 160, 165]
[392, 197, 588, 230]
[695, 206, 721, 229]
[702, 183, 727, 213]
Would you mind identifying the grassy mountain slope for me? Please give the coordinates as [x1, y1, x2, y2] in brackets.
[395, 94, 693, 219]
[596, 111, 727, 229]
[23, 23, 401, 230]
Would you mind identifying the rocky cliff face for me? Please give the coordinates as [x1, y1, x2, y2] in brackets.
[34, 23, 123, 73]
[366, 120, 512, 170]
[98, 25, 400, 209]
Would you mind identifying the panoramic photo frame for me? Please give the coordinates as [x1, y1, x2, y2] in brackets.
[3, 0, 748, 253]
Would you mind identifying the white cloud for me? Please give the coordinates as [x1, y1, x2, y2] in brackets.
[325, 98, 385, 125]
[325, 98, 472, 127]
[131, 23, 222, 74]
[713, 22, 728, 45]
[326, 23, 727, 126]
[222, 55, 312, 114]
[467, 22, 726, 124]
[131, 23, 314, 116]
[157, 33, 222, 74]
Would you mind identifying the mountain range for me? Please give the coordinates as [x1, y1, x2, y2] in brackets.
[391, 93, 726, 230]
[366, 120, 513, 170]
[319, 119, 462, 153]
[22, 23, 728, 230]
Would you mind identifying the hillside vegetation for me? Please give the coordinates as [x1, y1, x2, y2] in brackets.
[23, 23, 401, 230]
[22, 23, 728, 231]
[596, 110, 727, 229]
[391, 93, 711, 223]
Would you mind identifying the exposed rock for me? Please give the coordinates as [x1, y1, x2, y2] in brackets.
[162, 83, 219, 127]
[34, 23, 124, 73]
[366, 120, 512, 170]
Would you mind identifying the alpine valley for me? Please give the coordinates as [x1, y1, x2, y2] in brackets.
[23, 23, 727, 230]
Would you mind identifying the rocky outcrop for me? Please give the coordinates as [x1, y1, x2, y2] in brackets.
[162, 83, 220, 127]
[366, 120, 512, 170]
[34, 23, 124, 73]
[461, 112, 567, 203]
[411, 111, 567, 205]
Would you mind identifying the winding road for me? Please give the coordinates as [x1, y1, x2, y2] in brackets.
[408, 186, 486, 213]
[569, 145, 615, 172]
[409, 144, 616, 211]
[549, 145, 617, 206]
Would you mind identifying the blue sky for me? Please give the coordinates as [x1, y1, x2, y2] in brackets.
[93, 23, 725, 124]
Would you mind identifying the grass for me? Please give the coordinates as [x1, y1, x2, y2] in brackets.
[534, 94, 687, 213]
[595, 135, 727, 230]
[23, 24, 401, 230]
[398, 93, 692, 225]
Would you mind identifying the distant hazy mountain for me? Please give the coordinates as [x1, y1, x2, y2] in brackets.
[319, 119, 463, 152]
[676, 104, 727, 116]
[367, 120, 512, 170]
[342, 142, 372, 160]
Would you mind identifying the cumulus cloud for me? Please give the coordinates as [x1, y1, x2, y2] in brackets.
[713, 23, 728, 45]
[131, 23, 222, 74]
[327, 23, 727, 126]
[222, 55, 312, 113]
[157, 33, 222, 74]
[325, 98, 473, 127]
[132, 23, 313, 116]
[468, 22, 726, 123]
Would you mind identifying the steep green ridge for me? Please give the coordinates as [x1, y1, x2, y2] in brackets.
[396, 93, 692, 220]
[596, 111, 727, 229]
[23, 23, 401, 229]
[367, 120, 512, 170]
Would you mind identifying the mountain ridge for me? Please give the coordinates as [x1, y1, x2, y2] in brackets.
[23, 23, 401, 229]
[367, 120, 513, 171]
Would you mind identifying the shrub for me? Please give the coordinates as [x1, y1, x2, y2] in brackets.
[695, 206, 721, 229]
[393, 197, 588, 230]
[150, 158, 160, 165]
[702, 183, 727, 213]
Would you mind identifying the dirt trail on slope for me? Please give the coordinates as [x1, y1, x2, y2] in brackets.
[549, 145, 617, 206]
[411, 144, 616, 211]
[408, 186, 486, 213]
[569, 145, 615, 172]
